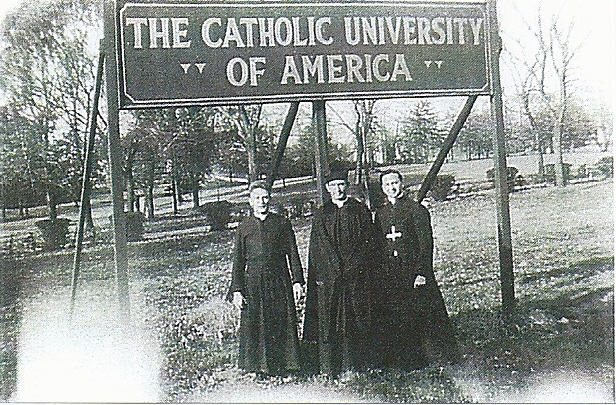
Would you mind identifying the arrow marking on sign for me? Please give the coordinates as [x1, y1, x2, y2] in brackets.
[424, 60, 432, 68]
[180, 63, 191, 74]
[195, 63, 206, 74]
[435, 60, 443, 68]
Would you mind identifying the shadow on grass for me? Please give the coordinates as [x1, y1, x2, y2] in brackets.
[442, 256, 615, 401]
[0, 254, 22, 400]
[337, 256, 614, 403]
[519, 255, 613, 285]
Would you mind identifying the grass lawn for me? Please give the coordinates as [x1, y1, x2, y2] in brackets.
[1, 178, 613, 402]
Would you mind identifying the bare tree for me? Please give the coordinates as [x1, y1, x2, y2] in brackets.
[220, 105, 263, 183]
[505, 2, 585, 186]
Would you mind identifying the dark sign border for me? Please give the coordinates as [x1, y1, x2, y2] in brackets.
[115, 0, 493, 109]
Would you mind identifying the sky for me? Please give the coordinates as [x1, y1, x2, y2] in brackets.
[0, 1, 21, 21]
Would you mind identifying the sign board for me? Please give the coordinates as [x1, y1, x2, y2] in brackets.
[116, 0, 492, 108]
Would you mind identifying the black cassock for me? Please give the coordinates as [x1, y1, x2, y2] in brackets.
[374, 196, 459, 369]
[227, 212, 304, 375]
[303, 198, 377, 376]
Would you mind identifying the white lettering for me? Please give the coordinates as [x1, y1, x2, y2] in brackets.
[249, 57, 266, 86]
[315, 17, 333, 45]
[346, 54, 364, 82]
[227, 57, 248, 86]
[126, 17, 147, 49]
[280, 55, 302, 84]
[431, 17, 446, 45]
[470, 18, 483, 45]
[202, 18, 222, 47]
[302, 55, 325, 83]
[222, 18, 245, 48]
[240, 18, 258, 47]
[403, 17, 417, 45]
[148, 17, 170, 48]
[327, 54, 344, 83]
[372, 54, 390, 82]
[390, 54, 412, 81]
[344, 17, 360, 45]
[275, 17, 293, 46]
[453, 17, 467, 44]
[171, 18, 191, 48]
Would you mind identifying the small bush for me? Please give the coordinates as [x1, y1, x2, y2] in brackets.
[575, 164, 587, 180]
[429, 174, 455, 201]
[528, 173, 552, 185]
[544, 163, 572, 184]
[34, 218, 70, 250]
[201, 201, 232, 231]
[486, 166, 522, 193]
[125, 211, 145, 241]
[595, 156, 613, 177]
[108, 211, 145, 241]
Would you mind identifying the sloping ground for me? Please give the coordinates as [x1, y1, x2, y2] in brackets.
[1, 179, 612, 402]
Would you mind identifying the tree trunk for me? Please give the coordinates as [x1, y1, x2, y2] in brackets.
[126, 165, 135, 212]
[554, 70, 567, 186]
[146, 185, 154, 218]
[47, 188, 57, 222]
[1, 184, 5, 220]
[191, 172, 200, 208]
[355, 112, 364, 185]
[553, 118, 565, 186]
[536, 135, 545, 180]
[246, 142, 257, 182]
[171, 178, 178, 214]
[238, 106, 260, 183]
[171, 155, 178, 214]
[84, 197, 95, 238]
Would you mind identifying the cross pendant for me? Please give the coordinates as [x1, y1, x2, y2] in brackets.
[386, 225, 402, 241]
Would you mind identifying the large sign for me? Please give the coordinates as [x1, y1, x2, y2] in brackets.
[116, 1, 492, 108]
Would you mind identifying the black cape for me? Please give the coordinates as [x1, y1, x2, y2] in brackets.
[374, 196, 459, 368]
[303, 198, 377, 376]
[227, 212, 304, 375]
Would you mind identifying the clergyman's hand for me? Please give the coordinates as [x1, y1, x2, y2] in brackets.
[414, 275, 426, 288]
[232, 291, 245, 310]
[292, 282, 303, 303]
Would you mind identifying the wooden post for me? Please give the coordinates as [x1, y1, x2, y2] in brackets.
[266, 102, 299, 189]
[70, 43, 105, 316]
[313, 100, 329, 205]
[417, 95, 477, 203]
[488, 0, 515, 322]
[104, 0, 130, 321]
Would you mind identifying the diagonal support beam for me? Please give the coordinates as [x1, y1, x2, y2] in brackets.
[70, 43, 105, 318]
[104, 0, 130, 321]
[417, 95, 478, 203]
[266, 102, 299, 189]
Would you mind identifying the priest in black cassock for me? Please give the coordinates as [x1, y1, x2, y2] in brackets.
[373, 169, 459, 370]
[227, 180, 304, 376]
[303, 166, 378, 377]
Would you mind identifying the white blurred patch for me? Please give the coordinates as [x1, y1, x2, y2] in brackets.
[455, 369, 614, 403]
[190, 380, 369, 403]
[11, 282, 162, 402]
[515, 372, 613, 403]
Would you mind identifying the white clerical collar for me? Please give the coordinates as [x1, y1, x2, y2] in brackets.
[331, 197, 348, 208]
[388, 193, 404, 205]
[253, 212, 268, 221]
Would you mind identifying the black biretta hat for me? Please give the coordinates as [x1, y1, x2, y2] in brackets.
[325, 162, 349, 183]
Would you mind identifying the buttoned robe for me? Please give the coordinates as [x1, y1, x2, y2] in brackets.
[374, 197, 459, 369]
[227, 213, 304, 375]
[303, 198, 377, 376]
